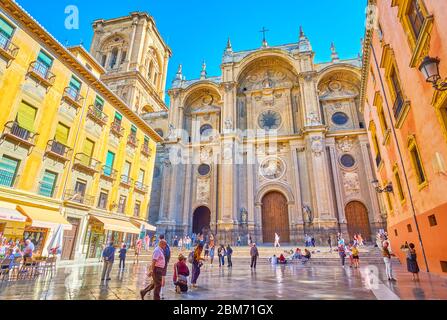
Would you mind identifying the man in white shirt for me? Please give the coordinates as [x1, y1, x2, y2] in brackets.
[140, 240, 166, 300]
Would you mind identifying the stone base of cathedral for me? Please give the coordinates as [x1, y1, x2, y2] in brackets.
[158, 220, 386, 246]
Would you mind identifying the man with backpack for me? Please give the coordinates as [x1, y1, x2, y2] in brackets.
[226, 244, 233, 268]
[159, 235, 171, 299]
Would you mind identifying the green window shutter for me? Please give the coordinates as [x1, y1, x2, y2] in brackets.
[105, 151, 115, 168]
[115, 112, 122, 122]
[144, 136, 149, 143]
[95, 96, 104, 109]
[0, 16, 15, 39]
[83, 139, 95, 157]
[17, 101, 37, 132]
[39, 170, 57, 197]
[55, 122, 70, 145]
[0, 156, 19, 187]
[131, 124, 137, 134]
[37, 50, 53, 67]
[69, 76, 82, 91]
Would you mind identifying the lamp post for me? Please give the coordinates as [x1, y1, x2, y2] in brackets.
[419, 56, 447, 91]
[371, 179, 394, 194]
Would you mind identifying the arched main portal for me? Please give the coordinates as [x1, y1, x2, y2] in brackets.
[345, 201, 372, 241]
[192, 206, 211, 235]
[261, 191, 290, 243]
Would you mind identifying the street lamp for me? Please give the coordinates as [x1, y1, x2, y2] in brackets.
[419, 56, 447, 91]
[371, 179, 393, 193]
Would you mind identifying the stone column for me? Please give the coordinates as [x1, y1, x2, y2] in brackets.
[290, 144, 304, 242]
[182, 162, 193, 235]
[327, 140, 346, 223]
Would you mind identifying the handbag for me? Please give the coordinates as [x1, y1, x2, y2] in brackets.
[176, 264, 188, 285]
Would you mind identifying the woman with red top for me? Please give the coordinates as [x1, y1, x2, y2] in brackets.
[173, 254, 190, 293]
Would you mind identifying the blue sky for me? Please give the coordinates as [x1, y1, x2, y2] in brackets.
[16, 0, 367, 91]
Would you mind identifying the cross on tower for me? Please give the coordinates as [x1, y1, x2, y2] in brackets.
[259, 26, 269, 42]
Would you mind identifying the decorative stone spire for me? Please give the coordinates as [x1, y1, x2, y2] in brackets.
[223, 37, 234, 63]
[172, 64, 183, 87]
[330, 42, 339, 61]
[298, 26, 312, 52]
[200, 60, 207, 80]
[226, 37, 232, 52]
[260, 27, 269, 48]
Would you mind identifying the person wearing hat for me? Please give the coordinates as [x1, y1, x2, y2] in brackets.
[173, 254, 190, 293]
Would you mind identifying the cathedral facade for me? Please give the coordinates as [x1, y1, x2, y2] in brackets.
[148, 31, 387, 245]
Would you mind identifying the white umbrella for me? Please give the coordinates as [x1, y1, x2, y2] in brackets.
[47, 224, 64, 256]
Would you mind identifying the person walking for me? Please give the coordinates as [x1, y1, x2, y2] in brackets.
[134, 238, 142, 264]
[351, 244, 360, 268]
[159, 235, 171, 299]
[173, 254, 190, 293]
[140, 240, 167, 300]
[274, 233, 281, 248]
[226, 244, 233, 268]
[405, 243, 420, 281]
[250, 243, 259, 269]
[237, 236, 241, 247]
[217, 245, 226, 267]
[191, 243, 205, 288]
[204, 243, 210, 261]
[327, 236, 332, 253]
[311, 236, 316, 247]
[101, 242, 116, 281]
[382, 240, 396, 282]
[119, 244, 127, 270]
[209, 244, 215, 266]
[338, 243, 346, 267]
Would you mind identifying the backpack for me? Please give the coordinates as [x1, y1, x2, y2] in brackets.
[164, 245, 171, 263]
[188, 251, 194, 264]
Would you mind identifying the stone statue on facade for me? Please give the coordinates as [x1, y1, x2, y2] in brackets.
[225, 118, 233, 130]
[240, 207, 248, 225]
[303, 205, 313, 223]
[167, 123, 176, 140]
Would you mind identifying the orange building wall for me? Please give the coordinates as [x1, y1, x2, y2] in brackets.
[363, 0, 447, 275]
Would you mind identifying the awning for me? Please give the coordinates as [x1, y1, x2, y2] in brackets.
[0, 202, 27, 222]
[131, 219, 157, 232]
[90, 215, 140, 234]
[17, 205, 72, 231]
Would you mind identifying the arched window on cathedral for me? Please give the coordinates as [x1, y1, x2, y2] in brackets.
[148, 61, 154, 80]
[120, 50, 127, 64]
[101, 54, 107, 67]
[110, 47, 118, 69]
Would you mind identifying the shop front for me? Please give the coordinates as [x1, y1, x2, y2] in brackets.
[130, 218, 157, 248]
[0, 202, 28, 242]
[85, 214, 140, 258]
[17, 204, 72, 256]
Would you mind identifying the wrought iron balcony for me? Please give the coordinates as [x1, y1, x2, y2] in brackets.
[64, 189, 94, 206]
[87, 105, 108, 126]
[127, 134, 139, 148]
[134, 181, 148, 194]
[44, 140, 72, 163]
[141, 144, 152, 157]
[0, 33, 19, 62]
[73, 153, 101, 175]
[120, 175, 134, 188]
[62, 87, 84, 110]
[27, 61, 56, 87]
[1, 121, 38, 148]
[110, 120, 124, 138]
[100, 165, 118, 182]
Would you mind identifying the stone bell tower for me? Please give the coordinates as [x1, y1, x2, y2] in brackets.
[90, 12, 172, 113]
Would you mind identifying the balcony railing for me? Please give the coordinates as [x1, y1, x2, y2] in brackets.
[100, 165, 118, 181]
[127, 134, 139, 148]
[1, 121, 38, 148]
[375, 154, 382, 168]
[27, 61, 56, 87]
[44, 140, 72, 163]
[64, 189, 94, 206]
[120, 175, 134, 188]
[62, 87, 84, 110]
[141, 144, 152, 157]
[110, 121, 124, 138]
[0, 33, 19, 61]
[73, 153, 101, 175]
[392, 94, 404, 120]
[87, 105, 108, 126]
[134, 181, 148, 194]
[0, 169, 15, 188]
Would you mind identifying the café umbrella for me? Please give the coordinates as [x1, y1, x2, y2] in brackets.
[47, 224, 64, 256]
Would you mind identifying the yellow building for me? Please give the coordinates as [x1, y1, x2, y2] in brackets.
[0, 0, 163, 260]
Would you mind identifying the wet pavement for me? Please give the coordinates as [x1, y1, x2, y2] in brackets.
[1, 257, 447, 300]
